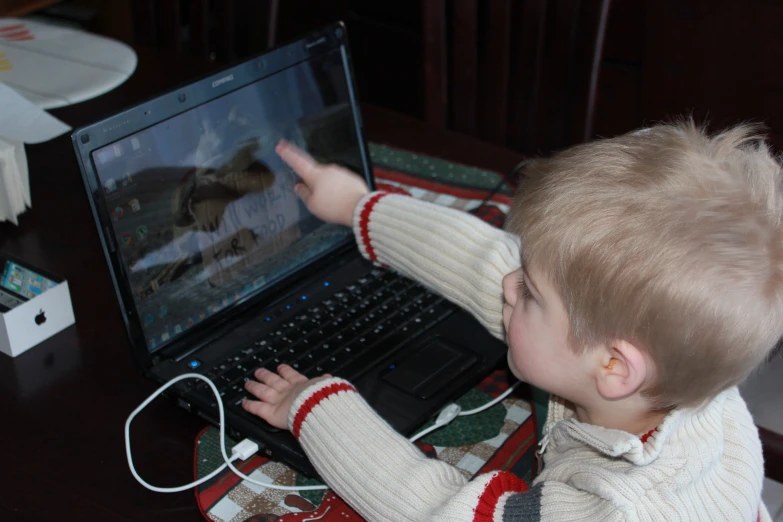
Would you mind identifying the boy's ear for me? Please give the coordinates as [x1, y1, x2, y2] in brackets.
[595, 339, 649, 401]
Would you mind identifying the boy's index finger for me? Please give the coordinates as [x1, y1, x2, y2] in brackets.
[276, 140, 319, 181]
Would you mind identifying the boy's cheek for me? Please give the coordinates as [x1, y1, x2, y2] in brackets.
[506, 350, 526, 381]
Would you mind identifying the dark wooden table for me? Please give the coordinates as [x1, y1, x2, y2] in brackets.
[0, 48, 524, 521]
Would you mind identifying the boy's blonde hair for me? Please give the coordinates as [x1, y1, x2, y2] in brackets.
[506, 121, 783, 408]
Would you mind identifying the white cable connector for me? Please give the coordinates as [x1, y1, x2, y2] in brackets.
[231, 439, 260, 461]
[126, 374, 521, 492]
[408, 407, 459, 442]
[407, 382, 519, 443]
[436, 403, 462, 423]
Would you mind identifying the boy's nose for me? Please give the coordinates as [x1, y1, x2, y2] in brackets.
[502, 271, 519, 306]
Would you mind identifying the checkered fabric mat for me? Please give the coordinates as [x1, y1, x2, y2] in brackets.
[193, 144, 534, 522]
[195, 370, 536, 522]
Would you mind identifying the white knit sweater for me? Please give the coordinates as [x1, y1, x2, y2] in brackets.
[286, 192, 771, 522]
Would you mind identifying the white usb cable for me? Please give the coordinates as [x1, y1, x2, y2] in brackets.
[125, 373, 328, 492]
[126, 373, 520, 492]
[408, 382, 520, 442]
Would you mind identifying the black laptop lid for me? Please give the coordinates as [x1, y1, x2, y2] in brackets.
[72, 24, 373, 367]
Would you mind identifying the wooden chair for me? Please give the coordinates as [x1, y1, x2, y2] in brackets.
[422, 0, 612, 156]
[130, 0, 280, 63]
[760, 426, 783, 484]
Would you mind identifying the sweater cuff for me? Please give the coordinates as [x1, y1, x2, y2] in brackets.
[352, 191, 393, 263]
[287, 377, 358, 439]
[471, 471, 530, 520]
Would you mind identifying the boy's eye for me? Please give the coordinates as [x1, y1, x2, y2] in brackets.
[517, 277, 532, 299]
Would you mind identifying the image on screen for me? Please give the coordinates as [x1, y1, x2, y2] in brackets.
[90, 48, 365, 351]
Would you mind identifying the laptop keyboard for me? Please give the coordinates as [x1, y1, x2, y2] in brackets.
[192, 268, 455, 414]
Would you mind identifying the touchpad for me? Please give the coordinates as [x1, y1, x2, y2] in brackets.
[382, 338, 478, 400]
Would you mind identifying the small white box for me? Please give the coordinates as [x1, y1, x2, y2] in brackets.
[0, 280, 75, 358]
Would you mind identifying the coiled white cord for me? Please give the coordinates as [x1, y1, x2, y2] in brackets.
[125, 373, 520, 492]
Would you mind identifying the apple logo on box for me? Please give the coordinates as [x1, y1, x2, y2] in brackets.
[35, 309, 46, 325]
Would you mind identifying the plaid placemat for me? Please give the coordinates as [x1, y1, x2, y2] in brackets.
[368, 143, 514, 228]
[193, 144, 536, 522]
[195, 370, 536, 522]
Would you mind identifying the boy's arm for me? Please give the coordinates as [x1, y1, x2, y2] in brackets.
[288, 377, 622, 522]
[274, 140, 519, 341]
[352, 192, 520, 341]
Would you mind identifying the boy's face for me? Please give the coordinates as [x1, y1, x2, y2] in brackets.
[501, 265, 593, 403]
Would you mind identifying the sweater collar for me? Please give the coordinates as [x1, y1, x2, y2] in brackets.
[542, 393, 724, 466]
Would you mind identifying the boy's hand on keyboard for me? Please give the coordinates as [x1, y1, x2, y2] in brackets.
[276, 139, 369, 227]
[242, 364, 331, 430]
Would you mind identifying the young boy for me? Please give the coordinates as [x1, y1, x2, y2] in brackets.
[242, 121, 780, 521]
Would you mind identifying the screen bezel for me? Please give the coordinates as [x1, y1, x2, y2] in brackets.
[71, 23, 374, 371]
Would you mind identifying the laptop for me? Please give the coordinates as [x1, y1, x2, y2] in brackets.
[72, 23, 507, 478]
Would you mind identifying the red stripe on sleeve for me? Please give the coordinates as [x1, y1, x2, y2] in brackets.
[292, 382, 357, 439]
[472, 471, 529, 522]
[358, 193, 390, 262]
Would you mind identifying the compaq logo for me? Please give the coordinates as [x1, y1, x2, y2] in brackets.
[212, 74, 234, 88]
[103, 119, 131, 132]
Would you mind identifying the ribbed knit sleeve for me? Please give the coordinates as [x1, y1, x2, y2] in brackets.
[351, 192, 521, 340]
[288, 377, 534, 522]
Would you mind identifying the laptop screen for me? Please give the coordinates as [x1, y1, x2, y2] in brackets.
[90, 48, 363, 352]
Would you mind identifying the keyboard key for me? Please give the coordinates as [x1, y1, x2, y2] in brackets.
[343, 307, 361, 320]
[421, 303, 454, 325]
[299, 365, 318, 378]
[223, 363, 253, 383]
[225, 393, 281, 433]
[314, 342, 333, 353]
[285, 344, 308, 358]
[301, 351, 320, 365]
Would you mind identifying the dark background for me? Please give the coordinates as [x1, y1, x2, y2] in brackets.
[3, 0, 782, 154]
